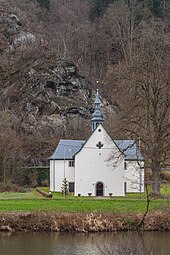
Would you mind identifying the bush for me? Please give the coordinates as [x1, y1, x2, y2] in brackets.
[160, 171, 170, 182]
[0, 181, 31, 192]
[39, 179, 49, 187]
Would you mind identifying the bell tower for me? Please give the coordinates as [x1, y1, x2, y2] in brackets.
[91, 90, 104, 131]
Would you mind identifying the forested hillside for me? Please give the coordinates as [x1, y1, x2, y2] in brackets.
[0, 0, 169, 194]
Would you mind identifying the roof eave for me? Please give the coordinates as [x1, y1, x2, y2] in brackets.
[125, 158, 145, 161]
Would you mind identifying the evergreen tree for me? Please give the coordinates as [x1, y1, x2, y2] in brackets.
[90, 0, 165, 19]
[148, 0, 164, 16]
[90, 0, 115, 19]
[139, 0, 164, 16]
[36, 0, 50, 9]
[61, 178, 69, 197]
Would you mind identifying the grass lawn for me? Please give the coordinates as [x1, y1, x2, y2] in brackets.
[0, 197, 169, 213]
[0, 185, 169, 213]
[0, 189, 42, 200]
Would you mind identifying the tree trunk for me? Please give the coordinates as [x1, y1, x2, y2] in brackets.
[151, 166, 161, 196]
[3, 158, 6, 188]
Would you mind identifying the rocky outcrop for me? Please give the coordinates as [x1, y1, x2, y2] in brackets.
[16, 60, 94, 134]
[1, 57, 114, 137]
[0, 2, 116, 165]
[0, 3, 35, 49]
[0, 2, 115, 138]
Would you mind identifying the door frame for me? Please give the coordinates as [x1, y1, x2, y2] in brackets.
[96, 181, 104, 196]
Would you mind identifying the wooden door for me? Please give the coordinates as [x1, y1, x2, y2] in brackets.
[96, 182, 104, 196]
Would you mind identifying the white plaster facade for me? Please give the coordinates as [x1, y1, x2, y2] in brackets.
[49, 91, 144, 196]
[49, 125, 144, 196]
[125, 160, 145, 193]
[75, 125, 125, 196]
[50, 160, 75, 192]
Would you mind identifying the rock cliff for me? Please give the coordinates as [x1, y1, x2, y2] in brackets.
[0, 2, 116, 165]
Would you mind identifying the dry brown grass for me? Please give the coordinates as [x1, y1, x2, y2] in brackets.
[0, 211, 169, 233]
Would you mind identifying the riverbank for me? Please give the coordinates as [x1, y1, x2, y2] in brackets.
[0, 211, 169, 232]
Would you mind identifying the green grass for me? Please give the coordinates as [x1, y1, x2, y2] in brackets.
[0, 191, 169, 213]
[0, 189, 42, 200]
[0, 185, 169, 213]
[0, 197, 169, 213]
[160, 184, 170, 195]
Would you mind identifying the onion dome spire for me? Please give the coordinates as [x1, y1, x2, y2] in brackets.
[91, 89, 103, 131]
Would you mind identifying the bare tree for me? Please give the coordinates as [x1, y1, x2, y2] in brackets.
[113, 20, 170, 195]
[0, 110, 23, 187]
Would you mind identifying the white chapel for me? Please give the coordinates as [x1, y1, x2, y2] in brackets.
[49, 91, 144, 196]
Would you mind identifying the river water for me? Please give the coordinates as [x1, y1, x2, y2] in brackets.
[0, 231, 170, 255]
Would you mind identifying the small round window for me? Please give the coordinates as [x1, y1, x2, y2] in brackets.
[98, 129, 101, 132]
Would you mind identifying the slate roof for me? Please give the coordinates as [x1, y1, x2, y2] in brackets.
[49, 140, 85, 160]
[94, 93, 101, 104]
[114, 140, 144, 160]
[49, 139, 144, 161]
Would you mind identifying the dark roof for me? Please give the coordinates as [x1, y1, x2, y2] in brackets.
[49, 140, 85, 160]
[49, 139, 144, 161]
[92, 109, 103, 121]
[94, 93, 101, 104]
[114, 140, 144, 160]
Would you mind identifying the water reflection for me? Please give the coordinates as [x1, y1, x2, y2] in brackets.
[0, 231, 170, 255]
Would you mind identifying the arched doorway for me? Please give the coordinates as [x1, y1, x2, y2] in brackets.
[96, 182, 104, 196]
